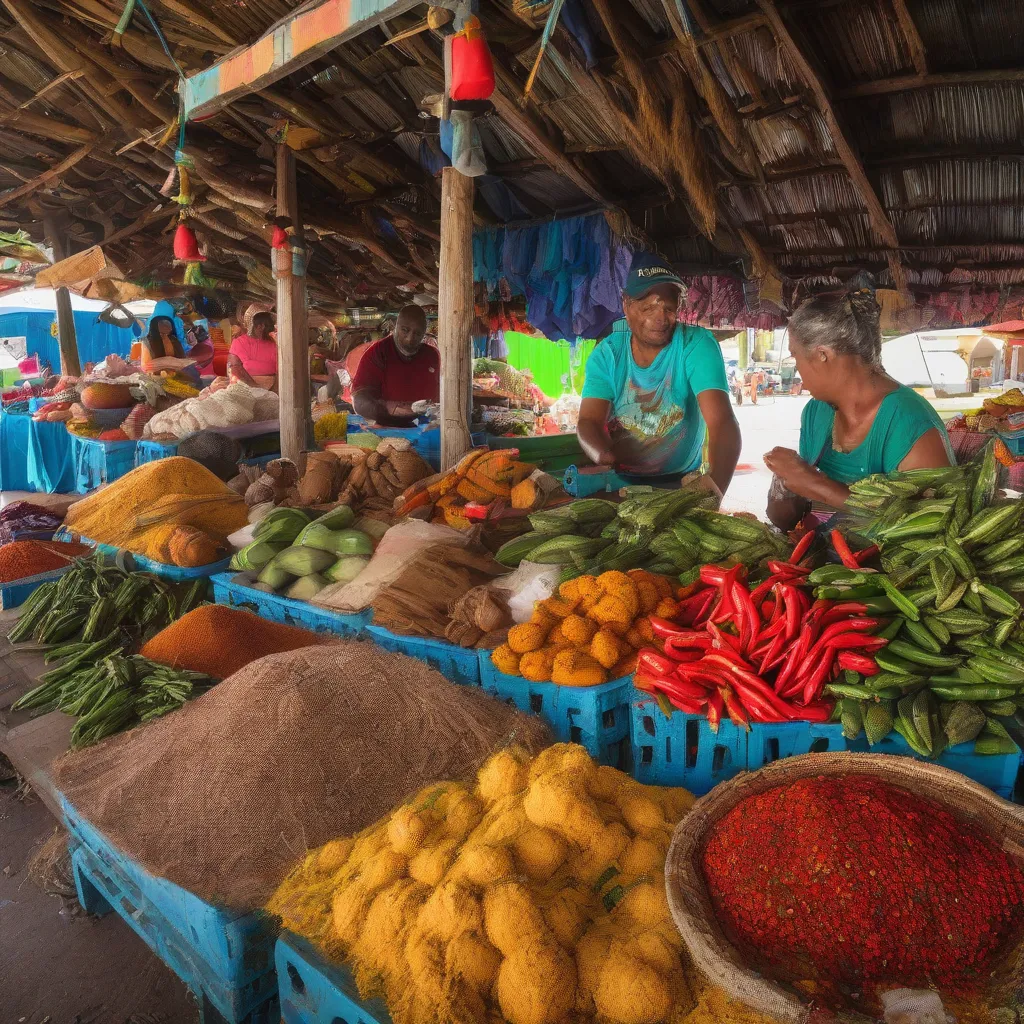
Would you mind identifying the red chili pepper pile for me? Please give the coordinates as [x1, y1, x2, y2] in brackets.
[635, 545, 888, 729]
[702, 775, 1024, 1007]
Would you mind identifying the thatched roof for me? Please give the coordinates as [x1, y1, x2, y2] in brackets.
[0, 0, 1022, 327]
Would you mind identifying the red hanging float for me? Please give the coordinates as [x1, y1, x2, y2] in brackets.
[449, 15, 495, 101]
[173, 222, 205, 262]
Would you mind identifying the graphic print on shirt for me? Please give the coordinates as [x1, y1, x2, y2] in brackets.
[607, 371, 687, 474]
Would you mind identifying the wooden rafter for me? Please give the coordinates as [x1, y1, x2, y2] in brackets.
[890, 0, 927, 76]
[0, 143, 95, 210]
[755, 0, 899, 250]
[839, 68, 1024, 99]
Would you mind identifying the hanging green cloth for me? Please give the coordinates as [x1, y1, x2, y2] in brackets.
[504, 332, 595, 399]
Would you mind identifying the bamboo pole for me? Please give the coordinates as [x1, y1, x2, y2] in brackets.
[275, 143, 310, 473]
[438, 166, 474, 471]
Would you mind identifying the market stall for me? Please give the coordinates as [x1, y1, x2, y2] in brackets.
[3, 439, 1024, 1024]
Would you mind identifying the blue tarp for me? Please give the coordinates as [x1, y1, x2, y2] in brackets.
[0, 411, 76, 493]
[0, 311, 137, 373]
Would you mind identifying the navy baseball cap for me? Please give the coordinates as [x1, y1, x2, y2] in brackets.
[624, 252, 684, 299]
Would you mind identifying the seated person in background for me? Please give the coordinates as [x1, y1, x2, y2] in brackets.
[352, 305, 440, 425]
[141, 316, 186, 371]
[228, 312, 278, 391]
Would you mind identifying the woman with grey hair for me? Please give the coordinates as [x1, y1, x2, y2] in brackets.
[764, 289, 952, 531]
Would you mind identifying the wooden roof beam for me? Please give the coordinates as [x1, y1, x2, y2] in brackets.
[755, 0, 899, 249]
[839, 68, 1024, 99]
[891, 0, 927, 76]
[182, 0, 421, 121]
[0, 143, 95, 210]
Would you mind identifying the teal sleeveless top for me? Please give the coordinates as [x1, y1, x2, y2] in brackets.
[798, 386, 951, 486]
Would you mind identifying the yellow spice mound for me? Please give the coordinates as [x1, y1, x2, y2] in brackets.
[63, 457, 248, 565]
[267, 744, 702, 1024]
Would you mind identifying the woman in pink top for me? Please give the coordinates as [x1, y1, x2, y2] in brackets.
[228, 312, 278, 391]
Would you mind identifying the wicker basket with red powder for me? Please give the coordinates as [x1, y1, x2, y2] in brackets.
[665, 753, 1024, 1022]
[0, 539, 93, 584]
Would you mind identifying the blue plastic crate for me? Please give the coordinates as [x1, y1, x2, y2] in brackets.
[366, 625, 481, 685]
[630, 692, 746, 793]
[0, 565, 73, 609]
[848, 733, 1020, 799]
[478, 652, 631, 768]
[63, 799, 276, 986]
[997, 430, 1024, 456]
[56, 532, 231, 580]
[135, 439, 179, 465]
[277, 932, 389, 1024]
[71, 435, 137, 493]
[211, 573, 371, 638]
[745, 720, 848, 771]
[71, 844, 278, 1024]
[342, 423, 485, 471]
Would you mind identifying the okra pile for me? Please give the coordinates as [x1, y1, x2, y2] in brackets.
[827, 444, 1024, 756]
[8, 556, 213, 747]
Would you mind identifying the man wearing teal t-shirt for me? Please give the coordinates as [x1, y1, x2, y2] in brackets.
[578, 254, 741, 494]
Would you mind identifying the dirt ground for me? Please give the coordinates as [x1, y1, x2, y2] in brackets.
[0, 778, 199, 1024]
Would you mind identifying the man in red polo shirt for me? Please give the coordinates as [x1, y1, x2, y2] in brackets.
[352, 305, 440, 425]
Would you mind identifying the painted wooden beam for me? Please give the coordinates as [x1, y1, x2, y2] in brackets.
[183, 0, 420, 121]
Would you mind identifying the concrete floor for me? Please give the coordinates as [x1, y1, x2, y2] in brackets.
[0, 783, 199, 1024]
[725, 393, 807, 516]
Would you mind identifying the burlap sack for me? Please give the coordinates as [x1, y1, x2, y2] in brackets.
[54, 643, 552, 911]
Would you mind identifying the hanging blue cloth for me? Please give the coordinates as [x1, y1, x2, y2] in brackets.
[562, 0, 600, 68]
[473, 214, 633, 341]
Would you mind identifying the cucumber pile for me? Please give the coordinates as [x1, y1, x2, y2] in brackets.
[828, 445, 1024, 756]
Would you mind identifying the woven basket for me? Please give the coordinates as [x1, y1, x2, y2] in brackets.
[665, 752, 1024, 1023]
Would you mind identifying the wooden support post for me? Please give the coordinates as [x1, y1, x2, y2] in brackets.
[43, 215, 80, 377]
[438, 166, 474, 472]
[54, 286, 80, 377]
[275, 143, 310, 473]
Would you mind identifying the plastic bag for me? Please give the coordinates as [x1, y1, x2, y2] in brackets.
[313, 520, 471, 612]
[500, 560, 563, 623]
[449, 110, 486, 177]
[881, 989, 954, 1024]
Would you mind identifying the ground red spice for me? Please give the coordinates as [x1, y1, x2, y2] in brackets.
[702, 776, 1024, 1007]
[140, 604, 334, 679]
[0, 540, 92, 583]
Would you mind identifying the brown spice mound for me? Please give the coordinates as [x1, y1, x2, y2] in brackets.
[140, 605, 334, 679]
[53, 643, 551, 910]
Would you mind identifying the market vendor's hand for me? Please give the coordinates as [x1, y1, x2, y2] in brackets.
[763, 447, 819, 497]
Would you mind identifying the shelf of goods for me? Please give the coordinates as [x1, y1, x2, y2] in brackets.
[0, 564, 74, 610]
[277, 932, 387, 1024]
[70, 435, 137, 493]
[210, 573, 370, 638]
[63, 798, 278, 1024]
[57, 533, 232, 581]
[477, 650, 632, 768]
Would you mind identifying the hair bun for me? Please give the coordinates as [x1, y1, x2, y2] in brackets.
[846, 289, 880, 327]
